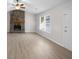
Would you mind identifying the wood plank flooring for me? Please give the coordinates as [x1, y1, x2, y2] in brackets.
[7, 33, 72, 59]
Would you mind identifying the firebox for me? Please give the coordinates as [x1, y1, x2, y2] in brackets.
[14, 24, 21, 31]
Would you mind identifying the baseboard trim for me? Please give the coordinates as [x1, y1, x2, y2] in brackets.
[36, 32, 72, 52]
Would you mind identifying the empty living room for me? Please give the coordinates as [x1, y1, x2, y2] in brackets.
[7, 0, 72, 59]
[1, 0, 73, 59]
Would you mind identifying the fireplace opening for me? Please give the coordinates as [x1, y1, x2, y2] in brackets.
[14, 24, 21, 31]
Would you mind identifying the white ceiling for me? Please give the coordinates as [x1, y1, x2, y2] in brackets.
[7, 0, 71, 14]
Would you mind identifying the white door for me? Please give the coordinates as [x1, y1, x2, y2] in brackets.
[63, 10, 72, 51]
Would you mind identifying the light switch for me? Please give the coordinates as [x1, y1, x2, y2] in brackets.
[65, 26, 67, 28]
[64, 30, 67, 32]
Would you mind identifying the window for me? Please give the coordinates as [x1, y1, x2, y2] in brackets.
[39, 16, 50, 33]
[39, 16, 46, 31]
[45, 16, 51, 33]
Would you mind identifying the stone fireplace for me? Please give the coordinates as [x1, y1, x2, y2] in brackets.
[10, 10, 25, 32]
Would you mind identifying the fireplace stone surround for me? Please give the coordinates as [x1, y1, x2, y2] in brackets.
[10, 10, 25, 32]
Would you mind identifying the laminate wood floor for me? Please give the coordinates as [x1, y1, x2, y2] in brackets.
[7, 33, 72, 59]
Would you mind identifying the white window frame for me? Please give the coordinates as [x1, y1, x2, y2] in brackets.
[39, 16, 51, 33]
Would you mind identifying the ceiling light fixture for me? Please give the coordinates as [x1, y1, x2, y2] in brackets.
[15, 5, 20, 9]
[9, 0, 31, 10]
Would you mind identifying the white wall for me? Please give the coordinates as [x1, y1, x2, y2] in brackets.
[35, 0, 72, 51]
[25, 12, 35, 32]
[7, 12, 10, 32]
[7, 11, 35, 32]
